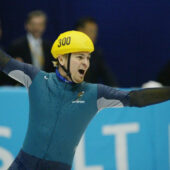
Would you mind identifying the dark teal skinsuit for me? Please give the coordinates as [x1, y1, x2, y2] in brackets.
[2, 57, 129, 170]
[1, 50, 170, 170]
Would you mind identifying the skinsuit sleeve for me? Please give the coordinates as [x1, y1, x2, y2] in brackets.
[97, 84, 170, 111]
[0, 49, 39, 88]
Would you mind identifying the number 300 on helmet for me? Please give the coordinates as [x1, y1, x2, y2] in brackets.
[51, 30, 94, 59]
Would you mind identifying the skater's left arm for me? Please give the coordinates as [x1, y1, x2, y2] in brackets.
[129, 87, 170, 107]
[97, 84, 170, 111]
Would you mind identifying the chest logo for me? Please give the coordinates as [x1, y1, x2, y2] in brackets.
[44, 76, 48, 80]
[72, 91, 85, 104]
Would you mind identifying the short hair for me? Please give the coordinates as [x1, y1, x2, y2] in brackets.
[26, 10, 47, 24]
[75, 17, 97, 30]
[52, 54, 69, 68]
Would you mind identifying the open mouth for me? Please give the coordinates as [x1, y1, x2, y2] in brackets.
[78, 69, 85, 75]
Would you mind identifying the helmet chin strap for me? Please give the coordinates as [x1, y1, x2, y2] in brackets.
[59, 53, 74, 83]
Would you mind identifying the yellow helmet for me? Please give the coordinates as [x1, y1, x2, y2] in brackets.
[51, 30, 94, 59]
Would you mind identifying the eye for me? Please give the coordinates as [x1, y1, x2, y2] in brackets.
[87, 56, 90, 61]
[77, 56, 83, 60]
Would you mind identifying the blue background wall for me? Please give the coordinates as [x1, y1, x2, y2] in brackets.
[0, 0, 170, 87]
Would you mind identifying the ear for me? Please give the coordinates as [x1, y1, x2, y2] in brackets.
[58, 55, 65, 66]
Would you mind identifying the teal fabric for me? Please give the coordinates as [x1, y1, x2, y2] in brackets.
[22, 71, 98, 165]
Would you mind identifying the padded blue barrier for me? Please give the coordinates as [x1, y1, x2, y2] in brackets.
[0, 87, 170, 170]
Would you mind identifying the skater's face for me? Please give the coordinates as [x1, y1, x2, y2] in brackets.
[58, 52, 90, 83]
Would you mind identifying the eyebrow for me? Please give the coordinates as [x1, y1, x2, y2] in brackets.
[77, 53, 85, 56]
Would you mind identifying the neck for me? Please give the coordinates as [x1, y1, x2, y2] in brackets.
[57, 67, 72, 83]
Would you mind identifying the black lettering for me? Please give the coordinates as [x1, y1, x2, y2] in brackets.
[66, 37, 71, 45]
[62, 38, 66, 46]
[58, 37, 71, 47]
[58, 39, 62, 47]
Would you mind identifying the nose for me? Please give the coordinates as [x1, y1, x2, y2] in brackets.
[82, 58, 89, 68]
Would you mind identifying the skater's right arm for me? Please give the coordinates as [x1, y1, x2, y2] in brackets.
[0, 49, 40, 88]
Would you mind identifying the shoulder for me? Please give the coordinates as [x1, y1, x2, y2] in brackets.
[82, 82, 97, 90]
[97, 84, 129, 99]
[34, 71, 57, 84]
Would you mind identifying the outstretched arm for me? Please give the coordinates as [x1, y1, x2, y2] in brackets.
[97, 84, 170, 111]
[0, 49, 40, 88]
[129, 87, 170, 107]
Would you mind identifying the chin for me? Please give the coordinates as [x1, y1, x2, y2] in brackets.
[74, 78, 84, 84]
[75, 80, 83, 84]
[73, 75, 85, 83]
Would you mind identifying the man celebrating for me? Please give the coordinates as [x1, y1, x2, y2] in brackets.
[0, 30, 170, 170]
